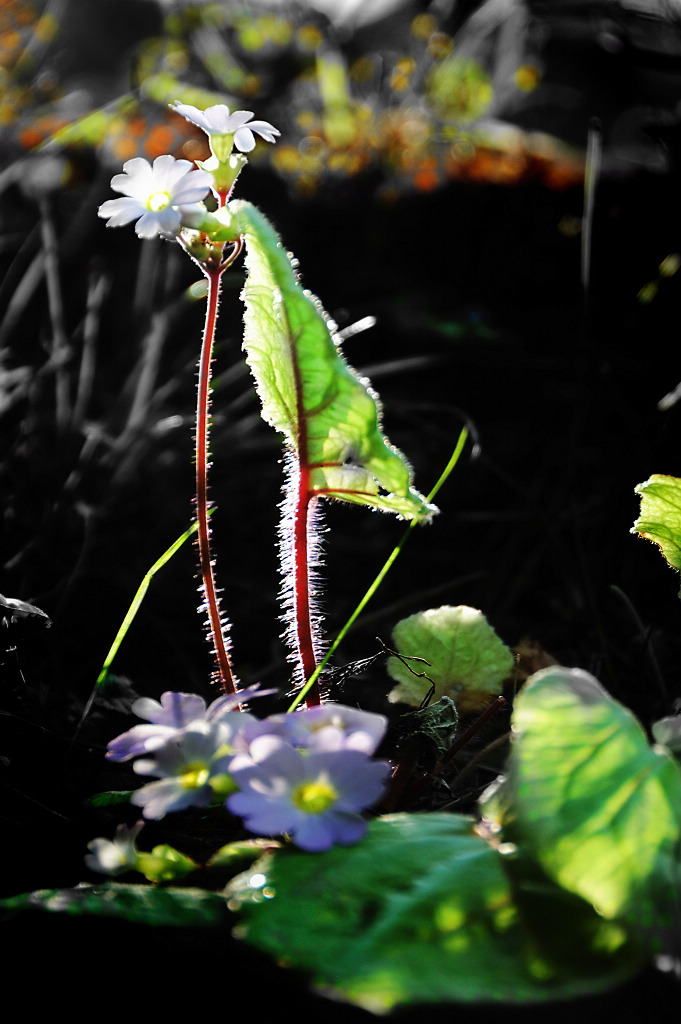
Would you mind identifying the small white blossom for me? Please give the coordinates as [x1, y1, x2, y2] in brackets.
[97, 154, 211, 238]
[170, 102, 280, 153]
[227, 732, 390, 852]
[131, 721, 238, 820]
[269, 704, 388, 755]
[106, 685, 272, 762]
[85, 821, 143, 876]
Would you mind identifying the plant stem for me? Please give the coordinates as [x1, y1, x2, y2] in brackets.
[289, 336, 320, 704]
[293, 470, 320, 704]
[288, 426, 469, 712]
[196, 262, 236, 693]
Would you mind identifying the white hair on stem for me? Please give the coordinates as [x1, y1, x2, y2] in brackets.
[278, 446, 327, 688]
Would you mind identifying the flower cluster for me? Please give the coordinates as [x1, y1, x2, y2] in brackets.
[97, 102, 279, 238]
[105, 690, 390, 852]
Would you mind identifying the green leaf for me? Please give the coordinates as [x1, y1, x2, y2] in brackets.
[137, 846, 198, 884]
[387, 605, 513, 710]
[84, 790, 135, 808]
[1, 883, 226, 928]
[400, 695, 459, 758]
[632, 474, 681, 580]
[229, 200, 434, 521]
[497, 666, 681, 923]
[226, 813, 641, 1013]
[206, 838, 281, 871]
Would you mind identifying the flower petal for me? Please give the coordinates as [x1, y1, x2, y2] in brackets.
[131, 778, 213, 819]
[246, 120, 281, 142]
[151, 153, 195, 190]
[233, 127, 256, 153]
[106, 723, 177, 761]
[98, 197, 145, 227]
[171, 169, 212, 204]
[134, 207, 181, 238]
[221, 109, 256, 130]
[169, 102, 213, 133]
[133, 691, 207, 727]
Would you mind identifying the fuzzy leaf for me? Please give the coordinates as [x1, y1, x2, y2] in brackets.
[632, 474, 681, 579]
[387, 605, 513, 711]
[1, 883, 226, 928]
[226, 813, 641, 1013]
[498, 666, 681, 923]
[229, 200, 434, 521]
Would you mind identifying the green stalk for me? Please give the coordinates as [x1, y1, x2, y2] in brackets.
[72, 517, 207, 746]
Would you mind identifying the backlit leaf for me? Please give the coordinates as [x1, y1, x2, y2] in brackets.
[387, 604, 513, 710]
[229, 200, 434, 521]
[499, 666, 681, 923]
[632, 474, 681, 584]
[226, 813, 641, 1013]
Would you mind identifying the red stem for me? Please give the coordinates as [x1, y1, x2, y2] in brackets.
[196, 263, 236, 694]
[293, 468, 320, 704]
[290, 342, 320, 705]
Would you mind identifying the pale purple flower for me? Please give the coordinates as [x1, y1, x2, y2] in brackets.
[97, 154, 211, 238]
[131, 721, 237, 820]
[169, 102, 280, 153]
[106, 685, 272, 762]
[85, 821, 143, 876]
[227, 733, 390, 851]
[272, 703, 388, 755]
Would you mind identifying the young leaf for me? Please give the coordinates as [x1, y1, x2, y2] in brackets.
[229, 200, 435, 521]
[226, 813, 641, 1012]
[387, 605, 513, 711]
[632, 474, 681, 588]
[498, 666, 681, 924]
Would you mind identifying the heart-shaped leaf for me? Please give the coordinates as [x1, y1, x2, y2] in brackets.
[496, 667, 681, 923]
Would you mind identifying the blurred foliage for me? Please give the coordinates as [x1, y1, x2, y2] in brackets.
[0, 0, 586, 197]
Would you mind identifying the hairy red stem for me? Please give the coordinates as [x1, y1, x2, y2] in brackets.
[293, 468, 320, 704]
[290, 341, 320, 705]
[196, 264, 236, 694]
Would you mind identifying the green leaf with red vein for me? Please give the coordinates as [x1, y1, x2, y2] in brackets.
[229, 199, 435, 521]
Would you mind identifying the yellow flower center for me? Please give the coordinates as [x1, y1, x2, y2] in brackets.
[179, 763, 210, 790]
[292, 779, 338, 815]
[147, 191, 171, 212]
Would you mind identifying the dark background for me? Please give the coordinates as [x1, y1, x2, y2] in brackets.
[2, 0, 681, 1016]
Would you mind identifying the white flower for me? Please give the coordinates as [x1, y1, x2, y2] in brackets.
[227, 733, 390, 852]
[131, 721, 238, 820]
[97, 154, 211, 238]
[106, 685, 272, 762]
[169, 102, 280, 153]
[269, 704, 388, 755]
[85, 821, 143, 876]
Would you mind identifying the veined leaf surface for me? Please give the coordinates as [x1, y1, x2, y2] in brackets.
[501, 667, 681, 922]
[229, 200, 434, 521]
[226, 813, 641, 1012]
[632, 474, 681, 584]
